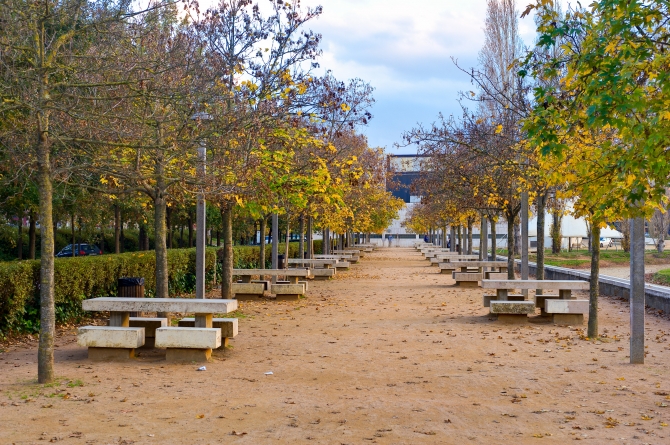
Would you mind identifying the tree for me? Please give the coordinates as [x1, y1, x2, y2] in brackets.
[0, 0, 165, 383]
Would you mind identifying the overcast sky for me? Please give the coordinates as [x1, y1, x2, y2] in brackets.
[296, 0, 545, 154]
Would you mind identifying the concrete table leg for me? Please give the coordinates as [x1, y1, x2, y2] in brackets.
[559, 289, 572, 300]
[109, 311, 130, 327]
[496, 289, 508, 301]
[195, 313, 213, 328]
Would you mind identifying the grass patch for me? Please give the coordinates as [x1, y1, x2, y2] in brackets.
[494, 249, 670, 269]
[66, 379, 84, 388]
[652, 269, 670, 286]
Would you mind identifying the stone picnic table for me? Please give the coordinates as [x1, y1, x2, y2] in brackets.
[287, 258, 339, 268]
[447, 260, 509, 272]
[233, 268, 313, 284]
[481, 279, 591, 324]
[233, 269, 313, 300]
[80, 297, 238, 362]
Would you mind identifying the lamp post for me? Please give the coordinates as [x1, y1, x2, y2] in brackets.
[191, 112, 211, 299]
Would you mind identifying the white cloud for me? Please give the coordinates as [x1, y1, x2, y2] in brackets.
[200, 0, 568, 151]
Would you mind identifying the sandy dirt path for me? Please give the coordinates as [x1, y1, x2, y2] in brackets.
[2, 248, 670, 444]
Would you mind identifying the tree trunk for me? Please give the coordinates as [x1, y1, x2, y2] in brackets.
[259, 217, 267, 270]
[299, 214, 305, 259]
[467, 220, 473, 255]
[285, 216, 290, 266]
[307, 216, 313, 259]
[17, 217, 23, 260]
[536, 193, 546, 293]
[114, 205, 121, 254]
[71, 214, 76, 257]
[490, 216, 496, 259]
[28, 211, 36, 259]
[588, 223, 601, 339]
[120, 222, 125, 253]
[551, 211, 562, 253]
[166, 205, 172, 249]
[139, 225, 146, 251]
[221, 203, 234, 299]
[507, 214, 515, 279]
[153, 195, 169, 299]
[450, 226, 456, 252]
[37, 116, 55, 383]
[457, 226, 462, 253]
[188, 211, 193, 248]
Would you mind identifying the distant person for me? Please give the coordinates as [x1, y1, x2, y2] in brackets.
[447, 239, 451, 249]
[423, 235, 429, 243]
[388, 235, 393, 247]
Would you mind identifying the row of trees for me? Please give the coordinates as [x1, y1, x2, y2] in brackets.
[0, 0, 402, 382]
[402, 0, 670, 345]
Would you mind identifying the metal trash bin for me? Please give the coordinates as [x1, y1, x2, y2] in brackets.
[118, 277, 145, 298]
[277, 254, 285, 269]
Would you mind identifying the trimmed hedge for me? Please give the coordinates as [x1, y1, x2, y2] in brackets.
[0, 240, 322, 335]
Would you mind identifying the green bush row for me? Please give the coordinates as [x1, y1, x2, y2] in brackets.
[0, 240, 322, 335]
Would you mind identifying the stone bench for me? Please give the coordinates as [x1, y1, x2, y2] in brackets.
[287, 259, 339, 268]
[483, 294, 525, 307]
[545, 299, 589, 325]
[271, 282, 306, 301]
[489, 301, 536, 323]
[452, 272, 482, 287]
[232, 282, 265, 300]
[128, 317, 167, 348]
[178, 318, 238, 347]
[155, 327, 221, 362]
[535, 294, 561, 315]
[311, 268, 336, 280]
[77, 326, 145, 361]
[484, 272, 508, 280]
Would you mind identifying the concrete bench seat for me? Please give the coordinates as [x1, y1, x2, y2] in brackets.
[545, 299, 589, 325]
[310, 268, 336, 280]
[484, 272, 508, 280]
[452, 272, 482, 287]
[250, 279, 271, 290]
[483, 294, 524, 307]
[78, 326, 145, 361]
[232, 282, 265, 300]
[233, 268, 313, 283]
[489, 301, 536, 324]
[534, 294, 561, 315]
[271, 283, 306, 301]
[155, 327, 221, 362]
[178, 318, 238, 347]
[287, 259, 339, 268]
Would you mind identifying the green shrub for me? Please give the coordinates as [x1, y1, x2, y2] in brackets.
[0, 240, 323, 335]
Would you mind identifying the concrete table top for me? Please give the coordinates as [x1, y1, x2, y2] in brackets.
[82, 297, 238, 314]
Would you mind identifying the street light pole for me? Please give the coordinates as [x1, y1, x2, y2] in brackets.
[195, 143, 206, 299]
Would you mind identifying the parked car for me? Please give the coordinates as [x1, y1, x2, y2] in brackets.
[599, 237, 613, 248]
[56, 243, 102, 257]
